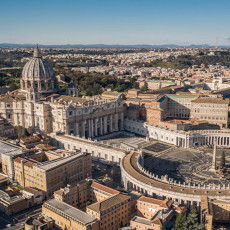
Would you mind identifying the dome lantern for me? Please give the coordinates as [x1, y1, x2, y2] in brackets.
[33, 44, 42, 58]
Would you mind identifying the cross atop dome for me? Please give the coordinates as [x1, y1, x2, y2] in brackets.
[33, 44, 42, 58]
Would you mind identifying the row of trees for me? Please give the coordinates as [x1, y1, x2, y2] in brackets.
[133, 51, 230, 69]
[174, 206, 204, 230]
[55, 68, 140, 96]
[0, 69, 22, 90]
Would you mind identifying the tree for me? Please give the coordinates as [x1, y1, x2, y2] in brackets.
[220, 151, 226, 167]
[174, 212, 186, 230]
[184, 206, 204, 230]
[140, 82, 148, 92]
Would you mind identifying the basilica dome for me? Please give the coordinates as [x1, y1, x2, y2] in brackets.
[20, 45, 59, 94]
[22, 57, 55, 79]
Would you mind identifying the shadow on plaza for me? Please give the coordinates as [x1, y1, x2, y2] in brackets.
[143, 153, 184, 183]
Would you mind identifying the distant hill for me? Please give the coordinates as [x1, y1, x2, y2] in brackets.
[0, 43, 229, 48]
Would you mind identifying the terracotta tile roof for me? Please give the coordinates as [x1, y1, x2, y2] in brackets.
[138, 196, 173, 209]
[54, 189, 64, 196]
[87, 194, 130, 213]
[152, 217, 163, 226]
[13, 157, 23, 163]
[24, 160, 35, 168]
[35, 144, 57, 151]
[91, 182, 120, 195]
[13, 157, 35, 168]
[20, 135, 41, 144]
[192, 97, 229, 104]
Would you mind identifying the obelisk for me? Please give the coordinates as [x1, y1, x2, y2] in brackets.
[212, 138, 217, 170]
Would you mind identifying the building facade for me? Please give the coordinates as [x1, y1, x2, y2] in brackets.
[191, 97, 229, 128]
[0, 46, 125, 138]
[42, 199, 99, 230]
[5, 149, 91, 197]
[86, 194, 132, 230]
[54, 180, 89, 209]
[201, 196, 230, 230]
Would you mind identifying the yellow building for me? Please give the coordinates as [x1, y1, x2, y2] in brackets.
[90, 181, 120, 203]
[201, 196, 230, 230]
[42, 199, 99, 230]
[54, 180, 89, 209]
[87, 194, 132, 230]
[12, 150, 91, 197]
[191, 97, 229, 128]
[137, 196, 173, 220]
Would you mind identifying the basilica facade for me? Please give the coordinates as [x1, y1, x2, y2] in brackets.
[0, 46, 124, 138]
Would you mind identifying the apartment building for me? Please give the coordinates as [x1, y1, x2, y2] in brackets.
[201, 196, 230, 230]
[136, 196, 173, 220]
[167, 94, 197, 119]
[12, 150, 91, 197]
[130, 197, 177, 230]
[191, 97, 229, 128]
[42, 199, 99, 230]
[90, 181, 120, 203]
[54, 180, 89, 209]
[86, 194, 132, 230]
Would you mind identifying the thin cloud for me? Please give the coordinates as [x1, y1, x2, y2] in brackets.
[224, 36, 230, 41]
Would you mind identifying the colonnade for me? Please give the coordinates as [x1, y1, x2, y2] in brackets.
[67, 112, 124, 138]
[191, 135, 230, 147]
[120, 153, 230, 207]
[121, 160, 201, 206]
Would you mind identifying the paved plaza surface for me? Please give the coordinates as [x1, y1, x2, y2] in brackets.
[96, 132, 230, 187]
[98, 131, 147, 149]
[143, 142, 230, 186]
[97, 132, 230, 186]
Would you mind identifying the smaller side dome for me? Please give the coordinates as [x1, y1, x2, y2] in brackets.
[67, 80, 77, 89]
[66, 80, 78, 97]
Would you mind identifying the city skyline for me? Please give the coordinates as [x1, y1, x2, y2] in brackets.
[1, 0, 230, 45]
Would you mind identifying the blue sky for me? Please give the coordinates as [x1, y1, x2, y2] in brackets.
[1, 0, 230, 45]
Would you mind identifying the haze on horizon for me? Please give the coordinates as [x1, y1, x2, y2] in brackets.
[1, 0, 230, 46]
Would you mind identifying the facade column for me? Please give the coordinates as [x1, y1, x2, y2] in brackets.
[104, 116, 108, 134]
[120, 112, 124, 130]
[82, 121, 85, 138]
[115, 113, 119, 131]
[66, 122, 70, 135]
[88, 120, 91, 138]
[75, 122, 79, 136]
[185, 137, 188, 148]
[100, 117, 103, 135]
[91, 119, 94, 138]
[110, 114, 113, 132]
[38, 82, 42, 91]
[95, 118, 98, 136]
